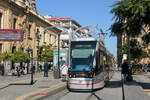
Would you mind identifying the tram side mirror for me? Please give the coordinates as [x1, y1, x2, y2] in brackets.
[68, 67, 72, 72]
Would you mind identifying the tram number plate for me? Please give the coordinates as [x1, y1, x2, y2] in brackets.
[76, 73, 86, 77]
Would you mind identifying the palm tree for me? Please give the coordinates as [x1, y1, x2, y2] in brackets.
[110, 0, 150, 65]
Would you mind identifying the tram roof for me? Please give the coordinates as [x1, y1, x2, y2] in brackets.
[71, 37, 104, 42]
[72, 37, 96, 41]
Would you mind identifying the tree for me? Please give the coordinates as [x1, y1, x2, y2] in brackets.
[111, 0, 150, 37]
[110, 0, 150, 64]
[37, 45, 55, 62]
[0, 52, 11, 62]
[11, 50, 30, 63]
[121, 39, 147, 63]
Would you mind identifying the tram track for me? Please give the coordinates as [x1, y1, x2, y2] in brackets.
[121, 73, 125, 100]
[43, 89, 70, 100]
[43, 89, 94, 100]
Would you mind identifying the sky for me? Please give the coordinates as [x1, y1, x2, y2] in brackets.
[36, 0, 117, 57]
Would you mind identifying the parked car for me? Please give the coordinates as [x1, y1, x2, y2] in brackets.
[131, 64, 143, 74]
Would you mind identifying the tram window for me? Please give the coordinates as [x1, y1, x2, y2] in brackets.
[95, 51, 103, 74]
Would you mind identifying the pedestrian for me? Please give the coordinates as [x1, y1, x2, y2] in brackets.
[16, 64, 21, 77]
[32, 64, 36, 74]
[39, 64, 42, 72]
[24, 63, 28, 74]
[121, 60, 129, 81]
[145, 64, 148, 73]
[59, 57, 66, 67]
[0, 63, 4, 76]
[60, 62, 68, 81]
[29, 64, 32, 74]
[44, 62, 49, 77]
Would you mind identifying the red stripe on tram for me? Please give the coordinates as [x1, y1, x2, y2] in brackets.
[69, 80, 104, 85]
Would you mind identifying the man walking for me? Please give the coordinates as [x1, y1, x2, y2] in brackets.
[44, 62, 49, 77]
[121, 60, 129, 81]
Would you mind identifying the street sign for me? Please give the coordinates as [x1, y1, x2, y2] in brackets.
[0, 29, 22, 41]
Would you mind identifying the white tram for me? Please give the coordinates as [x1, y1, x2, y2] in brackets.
[67, 38, 113, 91]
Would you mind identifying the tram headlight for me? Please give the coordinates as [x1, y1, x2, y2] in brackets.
[69, 74, 72, 78]
[89, 74, 93, 78]
[88, 72, 93, 78]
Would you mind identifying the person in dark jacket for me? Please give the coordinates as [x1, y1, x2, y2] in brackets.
[44, 62, 49, 77]
[0, 63, 4, 76]
[121, 60, 129, 81]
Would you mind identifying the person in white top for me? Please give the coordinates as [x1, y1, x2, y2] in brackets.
[60, 62, 68, 81]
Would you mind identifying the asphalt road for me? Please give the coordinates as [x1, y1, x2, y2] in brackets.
[43, 72, 122, 100]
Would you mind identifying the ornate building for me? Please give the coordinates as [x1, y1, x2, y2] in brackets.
[0, 0, 61, 73]
[117, 26, 150, 65]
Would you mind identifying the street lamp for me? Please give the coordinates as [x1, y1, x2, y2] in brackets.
[35, 29, 41, 72]
[28, 49, 34, 85]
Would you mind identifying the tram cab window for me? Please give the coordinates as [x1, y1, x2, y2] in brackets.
[71, 43, 96, 72]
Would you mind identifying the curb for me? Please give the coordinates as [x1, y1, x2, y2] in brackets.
[25, 84, 66, 100]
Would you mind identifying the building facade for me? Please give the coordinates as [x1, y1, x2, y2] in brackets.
[45, 16, 91, 48]
[0, 0, 61, 73]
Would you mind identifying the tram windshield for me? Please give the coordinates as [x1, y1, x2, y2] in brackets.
[70, 41, 96, 71]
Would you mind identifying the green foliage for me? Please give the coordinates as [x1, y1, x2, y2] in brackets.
[110, 22, 124, 36]
[11, 50, 30, 63]
[0, 52, 11, 62]
[37, 45, 55, 62]
[121, 39, 147, 62]
[110, 0, 150, 36]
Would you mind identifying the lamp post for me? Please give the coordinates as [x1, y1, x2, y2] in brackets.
[36, 29, 40, 72]
[28, 49, 34, 85]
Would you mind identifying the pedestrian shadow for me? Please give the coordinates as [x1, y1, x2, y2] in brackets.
[123, 80, 138, 86]
[9, 80, 37, 85]
[0, 80, 37, 90]
[105, 80, 122, 88]
[136, 81, 150, 89]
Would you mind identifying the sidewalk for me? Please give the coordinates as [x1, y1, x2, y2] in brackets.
[0, 72, 50, 89]
[123, 73, 150, 100]
[1, 71, 150, 100]
[0, 72, 66, 100]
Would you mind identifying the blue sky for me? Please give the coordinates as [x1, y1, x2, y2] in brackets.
[36, 0, 117, 57]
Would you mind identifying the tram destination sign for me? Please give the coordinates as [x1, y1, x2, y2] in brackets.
[0, 29, 22, 41]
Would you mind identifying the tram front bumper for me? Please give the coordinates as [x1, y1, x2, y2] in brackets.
[68, 78, 93, 90]
[68, 78, 105, 91]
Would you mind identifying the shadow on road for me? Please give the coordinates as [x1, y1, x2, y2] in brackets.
[105, 80, 122, 88]
[136, 81, 150, 89]
[0, 80, 37, 90]
[0, 85, 10, 90]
